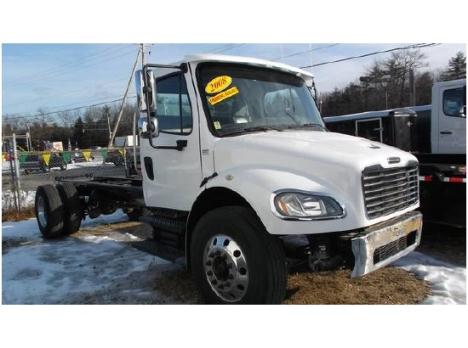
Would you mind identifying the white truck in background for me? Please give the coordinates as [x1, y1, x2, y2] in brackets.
[411, 79, 466, 228]
[324, 79, 466, 228]
[34, 54, 422, 304]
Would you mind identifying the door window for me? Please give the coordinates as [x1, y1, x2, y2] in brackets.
[156, 73, 192, 134]
[443, 86, 466, 117]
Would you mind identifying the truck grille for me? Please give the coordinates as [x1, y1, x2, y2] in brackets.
[362, 164, 419, 219]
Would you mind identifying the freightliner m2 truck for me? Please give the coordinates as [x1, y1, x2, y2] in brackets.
[35, 55, 422, 304]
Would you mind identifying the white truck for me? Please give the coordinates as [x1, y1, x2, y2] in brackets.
[34, 54, 422, 304]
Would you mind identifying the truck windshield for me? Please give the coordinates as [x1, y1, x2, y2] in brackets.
[198, 63, 325, 136]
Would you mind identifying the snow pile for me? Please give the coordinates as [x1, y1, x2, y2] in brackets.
[2, 190, 36, 209]
[67, 159, 107, 169]
[394, 252, 466, 304]
[2, 211, 183, 304]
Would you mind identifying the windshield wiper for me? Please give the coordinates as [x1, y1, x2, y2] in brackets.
[285, 123, 327, 131]
[224, 126, 284, 136]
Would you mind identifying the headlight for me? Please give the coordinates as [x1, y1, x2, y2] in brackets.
[272, 191, 345, 220]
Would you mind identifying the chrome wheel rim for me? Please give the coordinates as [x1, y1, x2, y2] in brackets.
[203, 234, 249, 302]
[37, 195, 47, 227]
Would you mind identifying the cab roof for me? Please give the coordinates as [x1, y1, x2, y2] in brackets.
[183, 54, 314, 82]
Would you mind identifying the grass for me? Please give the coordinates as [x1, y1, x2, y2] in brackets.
[2, 207, 36, 222]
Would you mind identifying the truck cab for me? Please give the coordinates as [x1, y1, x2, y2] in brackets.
[134, 55, 422, 302]
[430, 79, 466, 155]
[35, 54, 423, 304]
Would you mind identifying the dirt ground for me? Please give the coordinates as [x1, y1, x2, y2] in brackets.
[146, 266, 430, 305]
[5, 214, 464, 304]
[71, 220, 431, 304]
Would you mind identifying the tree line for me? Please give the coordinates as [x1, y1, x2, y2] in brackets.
[3, 102, 137, 150]
[320, 50, 466, 117]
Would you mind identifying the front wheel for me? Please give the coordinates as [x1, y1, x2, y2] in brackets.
[191, 206, 287, 304]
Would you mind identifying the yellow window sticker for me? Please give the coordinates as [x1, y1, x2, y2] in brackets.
[208, 86, 239, 106]
[214, 121, 221, 130]
[205, 75, 232, 94]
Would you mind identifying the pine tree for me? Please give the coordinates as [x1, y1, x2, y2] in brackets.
[440, 51, 466, 81]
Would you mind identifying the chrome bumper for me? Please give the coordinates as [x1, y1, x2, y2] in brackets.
[351, 211, 422, 278]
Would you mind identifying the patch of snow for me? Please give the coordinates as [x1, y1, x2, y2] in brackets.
[394, 251, 466, 304]
[2, 190, 36, 209]
[2, 212, 182, 304]
[2, 218, 41, 240]
[67, 160, 107, 169]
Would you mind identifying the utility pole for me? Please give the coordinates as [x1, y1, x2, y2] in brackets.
[105, 107, 112, 142]
[6, 140, 19, 213]
[141, 43, 146, 67]
[12, 134, 22, 211]
[108, 47, 141, 148]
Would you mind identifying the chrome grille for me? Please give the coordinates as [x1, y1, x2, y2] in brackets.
[362, 164, 419, 219]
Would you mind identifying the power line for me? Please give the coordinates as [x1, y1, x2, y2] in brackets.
[5, 76, 131, 109]
[210, 44, 247, 54]
[300, 43, 440, 69]
[7, 45, 138, 87]
[3, 96, 137, 120]
[273, 43, 340, 61]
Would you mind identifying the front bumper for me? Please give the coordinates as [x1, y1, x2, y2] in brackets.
[351, 211, 422, 278]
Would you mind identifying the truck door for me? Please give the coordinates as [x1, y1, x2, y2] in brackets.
[140, 71, 202, 211]
[355, 118, 383, 143]
[436, 84, 466, 154]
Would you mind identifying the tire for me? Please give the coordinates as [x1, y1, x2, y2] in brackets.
[191, 206, 287, 304]
[35, 185, 64, 238]
[56, 182, 83, 235]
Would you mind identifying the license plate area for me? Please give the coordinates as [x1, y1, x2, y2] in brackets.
[351, 211, 422, 277]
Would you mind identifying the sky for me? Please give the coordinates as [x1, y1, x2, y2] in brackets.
[2, 43, 465, 117]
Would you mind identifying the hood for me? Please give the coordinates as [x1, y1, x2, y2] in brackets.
[213, 130, 417, 195]
[214, 130, 416, 170]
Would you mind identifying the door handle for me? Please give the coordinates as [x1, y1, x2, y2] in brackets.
[155, 140, 188, 151]
[440, 131, 453, 135]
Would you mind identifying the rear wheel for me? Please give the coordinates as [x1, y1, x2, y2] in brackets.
[191, 206, 287, 304]
[35, 185, 64, 238]
[57, 182, 83, 235]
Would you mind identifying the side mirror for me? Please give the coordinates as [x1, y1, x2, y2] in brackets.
[148, 117, 159, 138]
[138, 116, 159, 138]
[135, 69, 157, 113]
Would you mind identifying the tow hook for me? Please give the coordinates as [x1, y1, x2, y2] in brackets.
[306, 236, 342, 272]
